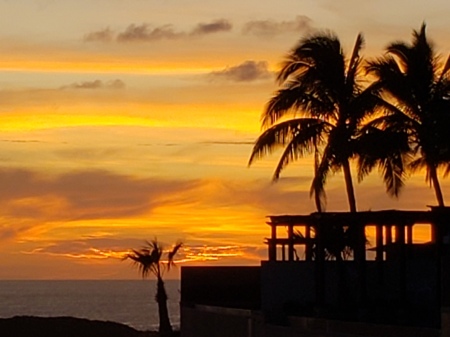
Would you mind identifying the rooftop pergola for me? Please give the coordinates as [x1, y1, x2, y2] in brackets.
[265, 207, 450, 308]
[266, 208, 450, 262]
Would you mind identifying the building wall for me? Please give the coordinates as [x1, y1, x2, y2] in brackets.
[181, 305, 263, 337]
[180, 305, 440, 337]
[260, 261, 315, 323]
[261, 259, 439, 327]
[180, 266, 260, 310]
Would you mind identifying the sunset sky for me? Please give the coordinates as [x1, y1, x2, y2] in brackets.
[0, 0, 450, 279]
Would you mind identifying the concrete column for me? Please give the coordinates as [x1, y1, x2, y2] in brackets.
[376, 224, 383, 261]
[376, 224, 384, 284]
[407, 225, 413, 244]
[305, 225, 312, 261]
[288, 225, 294, 261]
[315, 221, 325, 311]
[395, 224, 407, 303]
[384, 225, 392, 260]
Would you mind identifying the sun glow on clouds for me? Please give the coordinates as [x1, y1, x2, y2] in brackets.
[182, 245, 245, 262]
[23, 241, 255, 266]
[0, 1, 449, 279]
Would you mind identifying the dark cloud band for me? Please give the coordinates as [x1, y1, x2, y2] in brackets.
[85, 19, 232, 43]
[208, 60, 273, 82]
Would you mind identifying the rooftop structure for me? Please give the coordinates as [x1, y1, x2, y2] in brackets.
[181, 207, 450, 337]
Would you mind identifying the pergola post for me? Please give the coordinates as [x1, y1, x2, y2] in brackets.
[268, 223, 276, 261]
[288, 225, 294, 261]
[407, 225, 413, 244]
[385, 225, 392, 260]
[395, 223, 407, 303]
[376, 224, 384, 284]
[375, 224, 383, 261]
[354, 221, 367, 305]
[305, 225, 312, 261]
[314, 219, 325, 313]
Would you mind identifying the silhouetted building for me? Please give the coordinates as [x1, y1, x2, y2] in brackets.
[181, 207, 450, 337]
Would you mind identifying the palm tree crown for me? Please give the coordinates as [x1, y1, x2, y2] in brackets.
[249, 32, 380, 212]
[127, 239, 182, 279]
[367, 24, 450, 206]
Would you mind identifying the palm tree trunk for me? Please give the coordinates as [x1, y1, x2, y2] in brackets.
[430, 165, 445, 207]
[156, 277, 173, 336]
[342, 160, 357, 212]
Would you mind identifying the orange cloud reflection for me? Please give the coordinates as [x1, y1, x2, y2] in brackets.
[23, 242, 258, 266]
[181, 245, 244, 262]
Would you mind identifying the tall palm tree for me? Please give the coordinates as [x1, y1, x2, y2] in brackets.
[126, 239, 182, 336]
[249, 32, 381, 212]
[367, 23, 450, 206]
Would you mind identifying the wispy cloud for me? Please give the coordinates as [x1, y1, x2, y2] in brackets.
[24, 238, 261, 264]
[208, 60, 273, 82]
[61, 79, 125, 90]
[242, 15, 313, 37]
[190, 19, 232, 36]
[0, 168, 200, 224]
[85, 19, 232, 43]
[0, 167, 315, 243]
[0, 139, 43, 144]
[24, 238, 135, 260]
[201, 140, 255, 145]
[117, 24, 181, 42]
[83, 28, 115, 42]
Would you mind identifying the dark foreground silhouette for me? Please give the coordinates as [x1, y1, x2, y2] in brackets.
[0, 316, 179, 337]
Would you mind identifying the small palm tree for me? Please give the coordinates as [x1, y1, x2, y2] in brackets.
[367, 23, 450, 206]
[249, 32, 382, 212]
[126, 239, 182, 336]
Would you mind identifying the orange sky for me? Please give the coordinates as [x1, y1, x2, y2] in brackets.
[0, 0, 449, 279]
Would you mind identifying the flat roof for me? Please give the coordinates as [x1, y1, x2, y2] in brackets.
[267, 208, 450, 226]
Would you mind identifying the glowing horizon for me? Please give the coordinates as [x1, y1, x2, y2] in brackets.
[0, 0, 449, 279]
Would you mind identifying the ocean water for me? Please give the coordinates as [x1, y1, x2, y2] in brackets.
[0, 280, 180, 331]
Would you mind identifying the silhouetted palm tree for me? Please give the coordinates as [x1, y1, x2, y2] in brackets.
[126, 239, 182, 336]
[249, 32, 381, 212]
[367, 23, 450, 206]
[294, 224, 362, 261]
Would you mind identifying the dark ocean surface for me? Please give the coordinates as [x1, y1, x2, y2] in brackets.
[0, 280, 180, 331]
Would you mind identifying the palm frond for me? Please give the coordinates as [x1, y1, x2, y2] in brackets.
[444, 162, 450, 178]
[356, 126, 410, 196]
[348, 83, 384, 123]
[409, 157, 427, 173]
[249, 118, 329, 166]
[386, 42, 411, 71]
[126, 249, 158, 279]
[345, 33, 365, 95]
[272, 124, 325, 180]
[249, 120, 297, 165]
[438, 54, 450, 82]
[125, 239, 166, 279]
[168, 241, 183, 270]
[276, 59, 310, 84]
